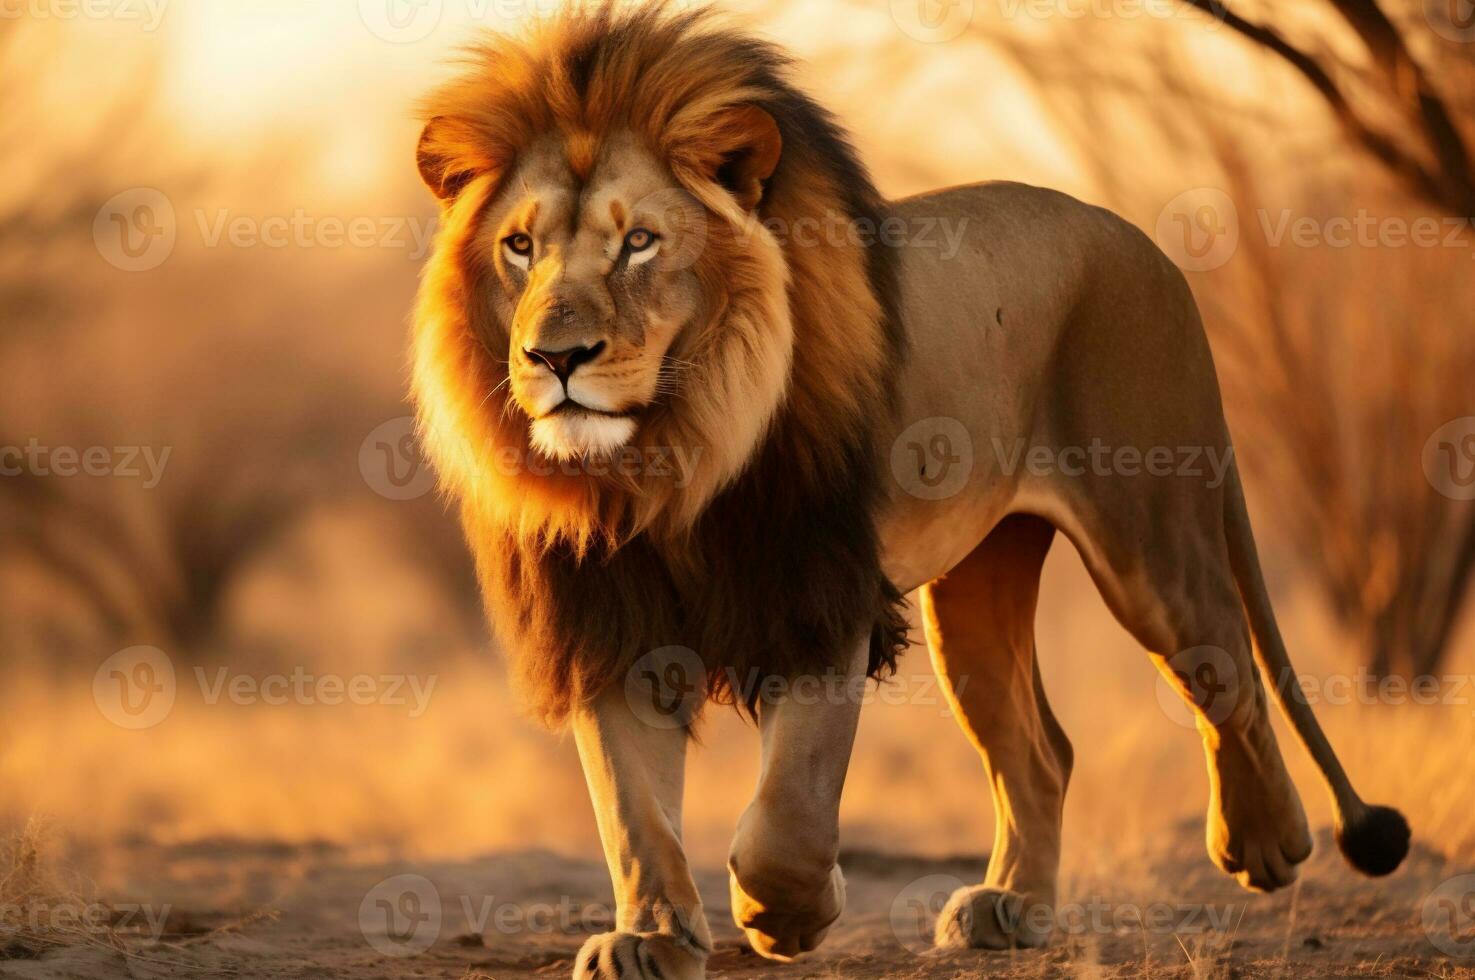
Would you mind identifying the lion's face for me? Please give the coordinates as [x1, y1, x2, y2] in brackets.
[481, 133, 708, 461]
[411, 9, 889, 551]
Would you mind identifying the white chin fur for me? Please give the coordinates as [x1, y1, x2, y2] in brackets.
[530, 412, 637, 460]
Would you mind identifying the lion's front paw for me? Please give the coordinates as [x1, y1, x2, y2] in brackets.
[729, 863, 845, 962]
[933, 886, 1053, 951]
[573, 932, 705, 980]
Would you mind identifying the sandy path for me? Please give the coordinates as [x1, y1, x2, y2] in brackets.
[3, 824, 1473, 979]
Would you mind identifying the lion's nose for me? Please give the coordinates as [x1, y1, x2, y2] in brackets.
[523, 341, 606, 383]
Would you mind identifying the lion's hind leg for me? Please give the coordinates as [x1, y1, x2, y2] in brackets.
[1048, 477, 1315, 894]
[921, 513, 1071, 950]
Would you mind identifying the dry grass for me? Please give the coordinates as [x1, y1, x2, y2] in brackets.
[0, 818, 124, 961]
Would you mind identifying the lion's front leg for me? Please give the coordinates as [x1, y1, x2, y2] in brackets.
[727, 641, 867, 961]
[571, 687, 711, 980]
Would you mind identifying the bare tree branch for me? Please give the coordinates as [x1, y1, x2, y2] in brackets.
[1183, 0, 1475, 215]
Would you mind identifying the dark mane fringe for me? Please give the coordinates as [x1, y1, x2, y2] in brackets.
[428, 4, 909, 723]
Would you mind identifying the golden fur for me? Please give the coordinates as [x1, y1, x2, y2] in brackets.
[411, 4, 906, 724]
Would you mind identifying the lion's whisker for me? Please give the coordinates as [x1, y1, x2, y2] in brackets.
[478, 375, 512, 412]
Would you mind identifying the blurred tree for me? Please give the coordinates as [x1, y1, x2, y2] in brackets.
[0, 20, 480, 663]
[1185, 0, 1475, 217]
[1174, 0, 1475, 677]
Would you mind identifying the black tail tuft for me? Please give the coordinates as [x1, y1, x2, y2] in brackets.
[1336, 805, 1411, 877]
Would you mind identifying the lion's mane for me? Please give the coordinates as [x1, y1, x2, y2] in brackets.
[412, 4, 907, 725]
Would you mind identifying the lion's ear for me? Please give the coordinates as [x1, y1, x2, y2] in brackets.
[705, 105, 782, 212]
[417, 115, 497, 203]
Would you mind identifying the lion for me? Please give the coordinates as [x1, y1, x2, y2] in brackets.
[409, 6, 1411, 978]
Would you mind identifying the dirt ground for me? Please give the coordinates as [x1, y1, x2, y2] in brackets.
[4, 821, 1473, 980]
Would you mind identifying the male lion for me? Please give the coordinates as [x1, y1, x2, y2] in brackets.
[410, 6, 1410, 977]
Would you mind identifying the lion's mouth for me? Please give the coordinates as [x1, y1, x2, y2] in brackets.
[529, 402, 640, 460]
[544, 400, 633, 421]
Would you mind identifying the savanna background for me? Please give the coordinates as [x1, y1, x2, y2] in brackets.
[3, 0, 1475, 977]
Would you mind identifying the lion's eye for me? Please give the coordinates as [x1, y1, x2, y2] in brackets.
[624, 227, 659, 266]
[503, 233, 533, 270]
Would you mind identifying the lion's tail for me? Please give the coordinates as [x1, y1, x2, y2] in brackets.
[1223, 463, 1410, 878]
